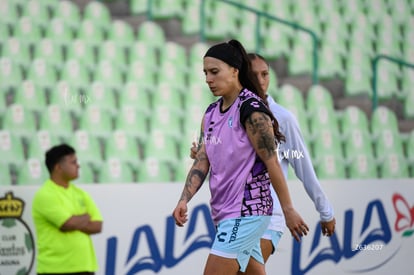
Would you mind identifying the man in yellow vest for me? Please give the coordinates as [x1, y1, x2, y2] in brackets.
[32, 144, 103, 275]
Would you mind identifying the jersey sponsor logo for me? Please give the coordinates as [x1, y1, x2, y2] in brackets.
[229, 219, 241, 243]
[250, 101, 260, 109]
[217, 232, 227, 242]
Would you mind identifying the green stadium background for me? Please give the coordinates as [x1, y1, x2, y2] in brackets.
[1, 0, 414, 186]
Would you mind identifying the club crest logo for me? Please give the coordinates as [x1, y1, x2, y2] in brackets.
[228, 116, 233, 128]
[0, 191, 35, 275]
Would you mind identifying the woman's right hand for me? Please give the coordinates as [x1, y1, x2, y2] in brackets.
[283, 207, 309, 242]
[172, 201, 188, 227]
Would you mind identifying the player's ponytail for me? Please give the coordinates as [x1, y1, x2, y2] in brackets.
[229, 40, 285, 143]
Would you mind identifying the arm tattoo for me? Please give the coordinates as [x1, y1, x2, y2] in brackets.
[197, 129, 203, 151]
[180, 151, 208, 202]
[180, 169, 205, 202]
[247, 112, 276, 159]
[193, 149, 208, 165]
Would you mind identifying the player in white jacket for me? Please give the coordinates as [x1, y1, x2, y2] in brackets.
[247, 53, 336, 263]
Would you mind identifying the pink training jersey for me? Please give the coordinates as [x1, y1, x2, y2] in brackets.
[203, 88, 273, 225]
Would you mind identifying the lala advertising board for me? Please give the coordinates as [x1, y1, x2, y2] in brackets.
[1, 179, 413, 275]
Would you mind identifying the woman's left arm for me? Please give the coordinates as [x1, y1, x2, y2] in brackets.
[245, 111, 309, 242]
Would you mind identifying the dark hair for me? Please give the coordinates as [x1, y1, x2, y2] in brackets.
[246, 51, 285, 142]
[227, 40, 263, 99]
[247, 53, 268, 68]
[45, 144, 76, 173]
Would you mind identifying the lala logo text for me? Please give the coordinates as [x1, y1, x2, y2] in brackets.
[292, 193, 413, 275]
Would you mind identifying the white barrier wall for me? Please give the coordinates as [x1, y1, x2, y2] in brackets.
[1, 179, 413, 275]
